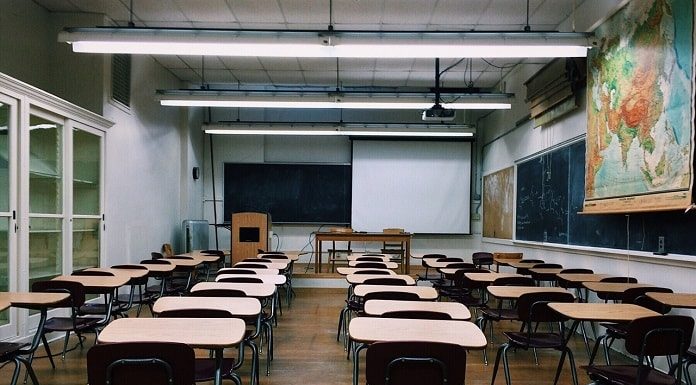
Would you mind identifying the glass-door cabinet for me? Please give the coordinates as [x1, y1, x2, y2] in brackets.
[1, 72, 111, 340]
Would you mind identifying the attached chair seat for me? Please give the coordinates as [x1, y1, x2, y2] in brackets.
[44, 315, 101, 332]
[193, 357, 238, 382]
[584, 364, 680, 385]
[0, 342, 29, 358]
[503, 331, 566, 349]
[479, 307, 518, 321]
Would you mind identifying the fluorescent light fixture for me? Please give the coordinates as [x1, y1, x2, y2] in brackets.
[157, 90, 512, 110]
[203, 123, 475, 138]
[59, 28, 595, 58]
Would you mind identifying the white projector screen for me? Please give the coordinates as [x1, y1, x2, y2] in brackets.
[351, 140, 472, 234]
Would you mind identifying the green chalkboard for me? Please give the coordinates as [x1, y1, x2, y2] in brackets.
[515, 140, 696, 254]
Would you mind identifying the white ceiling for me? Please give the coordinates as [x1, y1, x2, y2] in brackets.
[34, 0, 593, 90]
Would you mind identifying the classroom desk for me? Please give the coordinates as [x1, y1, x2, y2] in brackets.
[137, 262, 176, 273]
[352, 285, 438, 300]
[84, 267, 148, 280]
[314, 231, 412, 274]
[174, 253, 221, 263]
[0, 291, 70, 385]
[646, 292, 696, 309]
[556, 274, 611, 301]
[487, 286, 571, 300]
[153, 296, 262, 317]
[191, 282, 276, 298]
[235, 261, 289, 270]
[218, 268, 281, 275]
[422, 259, 466, 269]
[345, 274, 415, 285]
[492, 253, 523, 272]
[529, 268, 565, 284]
[463, 272, 522, 283]
[582, 282, 654, 301]
[216, 274, 287, 285]
[53, 274, 130, 325]
[162, 257, 202, 267]
[264, 251, 302, 261]
[347, 260, 399, 269]
[98, 317, 246, 385]
[336, 267, 396, 276]
[363, 299, 471, 320]
[348, 318, 485, 385]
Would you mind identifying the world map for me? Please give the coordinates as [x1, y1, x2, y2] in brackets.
[585, 0, 693, 212]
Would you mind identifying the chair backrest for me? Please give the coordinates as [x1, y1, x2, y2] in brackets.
[531, 263, 562, 269]
[234, 263, 268, 269]
[519, 259, 544, 263]
[363, 291, 421, 302]
[158, 308, 233, 318]
[354, 262, 389, 269]
[472, 252, 494, 268]
[355, 256, 385, 262]
[353, 269, 392, 275]
[622, 286, 672, 305]
[244, 258, 271, 263]
[140, 259, 172, 265]
[492, 276, 536, 286]
[421, 254, 447, 265]
[217, 268, 256, 275]
[600, 276, 638, 283]
[446, 263, 476, 269]
[516, 291, 575, 323]
[362, 253, 387, 257]
[189, 288, 246, 297]
[379, 310, 452, 320]
[87, 342, 195, 385]
[217, 277, 263, 284]
[32, 280, 86, 308]
[362, 277, 409, 286]
[112, 264, 148, 270]
[453, 268, 490, 288]
[72, 270, 115, 276]
[151, 252, 164, 260]
[559, 268, 593, 274]
[366, 341, 466, 385]
[634, 295, 672, 315]
[435, 258, 464, 263]
[624, 315, 694, 358]
[202, 249, 225, 257]
[258, 254, 289, 260]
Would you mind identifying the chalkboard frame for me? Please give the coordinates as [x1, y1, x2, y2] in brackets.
[223, 162, 352, 225]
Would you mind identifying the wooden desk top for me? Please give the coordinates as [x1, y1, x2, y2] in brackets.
[85, 267, 148, 279]
[464, 272, 522, 283]
[487, 286, 571, 300]
[53, 275, 130, 290]
[422, 260, 465, 268]
[261, 251, 302, 261]
[582, 282, 653, 294]
[353, 285, 438, 300]
[492, 253, 523, 264]
[646, 292, 696, 309]
[163, 257, 203, 267]
[217, 268, 280, 275]
[529, 268, 564, 275]
[315, 232, 411, 240]
[336, 267, 396, 276]
[234, 261, 288, 270]
[346, 274, 415, 285]
[346, 254, 391, 262]
[174, 253, 220, 263]
[153, 296, 261, 317]
[191, 282, 276, 298]
[349, 318, 486, 349]
[504, 261, 542, 269]
[0, 299, 9, 311]
[555, 273, 611, 283]
[363, 299, 471, 320]
[348, 260, 398, 269]
[216, 274, 286, 285]
[138, 263, 176, 273]
[548, 303, 659, 322]
[0, 292, 69, 308]
[98, 318, 246, 349]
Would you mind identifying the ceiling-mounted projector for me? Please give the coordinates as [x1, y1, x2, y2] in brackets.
[422, 104, 456, 121]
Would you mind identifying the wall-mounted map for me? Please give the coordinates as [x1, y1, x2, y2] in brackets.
[585, 0, 694, 213]
[483, 166, 513, 239]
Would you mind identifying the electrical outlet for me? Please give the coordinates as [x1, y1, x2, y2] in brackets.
[657, 236, 665, 254]
[472, 213, 481, 221]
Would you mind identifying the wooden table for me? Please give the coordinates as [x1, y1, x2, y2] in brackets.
[348, 318, 485, 385]
[98, 317, 246, 385]
[646, 292, 696, 309]
[218, 268, 280, 275]
[336, 267, 396, 276]
[347, 260, 398, 269]
[346, 274, 415, 285]
[353, 285, 438, 300]
[216, 274, 286, 285]
[314, 231, 412, 274]
[487, 286, 572, 300]
[153, 296, 261, 317]
[363, 299, 471, 320]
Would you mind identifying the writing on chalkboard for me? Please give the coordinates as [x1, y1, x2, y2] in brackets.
[515, 139, 696, 255]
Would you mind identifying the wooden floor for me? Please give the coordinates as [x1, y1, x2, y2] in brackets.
[18, 287, 625, 385]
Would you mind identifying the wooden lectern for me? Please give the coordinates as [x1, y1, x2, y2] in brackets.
[231, 212, 270, 264]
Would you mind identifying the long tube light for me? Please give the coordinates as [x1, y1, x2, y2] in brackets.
[59, 28, 595, 58]
[157, 90, 513, 110]
[203, 123, 474, 138]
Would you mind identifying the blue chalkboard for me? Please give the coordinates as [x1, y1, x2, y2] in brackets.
[516, 140, 696, 255]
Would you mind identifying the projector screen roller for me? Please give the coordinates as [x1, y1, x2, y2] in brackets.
[351, 140, 472, 234]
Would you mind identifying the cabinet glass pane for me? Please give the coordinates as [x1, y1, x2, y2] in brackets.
[72, 218, 100, 270]
[0, 218, 8, 325]
[29, 218, 62, 287]
[29, 115, 62, 214]
[0, 103, 9, 212]
[73, 130, 100, 215]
